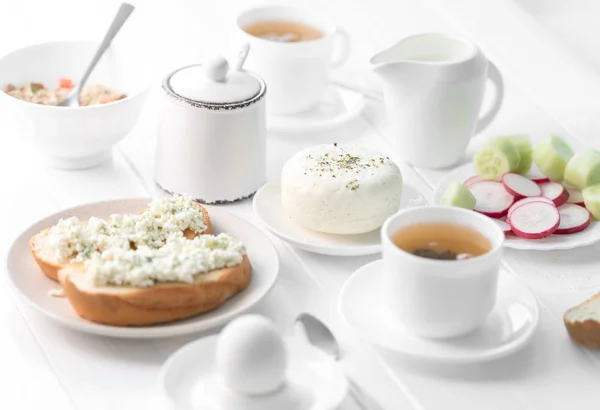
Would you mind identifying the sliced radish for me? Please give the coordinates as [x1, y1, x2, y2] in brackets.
[526, 164, 550, 184]
[467, 181, 515, 218]
[555, 204, 591, 235]
[530, 176, 550, 184]
[507, 197, 555, 221]
[463, 175, 484, 187]
[492, 219, 512, 234]
[509, 202, 560, 239]
[565, 187, 585, 206]
[502, 173, 542, 198]
[539, 182, 569, 207]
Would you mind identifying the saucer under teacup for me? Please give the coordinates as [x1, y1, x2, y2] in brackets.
[267, 84, 365, 133]
[338, 260, 539, 363]
[253, 181, 427, 256]
[160, 336, 347, 410]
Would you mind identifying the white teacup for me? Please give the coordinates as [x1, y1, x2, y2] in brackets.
[236, 6, 350, 116]
[381, 206, 505, 339]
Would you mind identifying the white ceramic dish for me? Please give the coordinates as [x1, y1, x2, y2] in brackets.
[433, 162, 600, 250]
[5, 198, 279, 338]
[339, 260, 539, 364]
[0, 41, 151, 170]
[253, 181, 427, 256]
[267, 84, 365, 133]
[160, 335, 347, 410]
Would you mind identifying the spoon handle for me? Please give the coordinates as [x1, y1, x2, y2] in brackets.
[347, 376, 370, 410]
[77, 3, 135, 90]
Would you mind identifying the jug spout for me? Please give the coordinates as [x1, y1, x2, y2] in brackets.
[370, 33, 485, 89]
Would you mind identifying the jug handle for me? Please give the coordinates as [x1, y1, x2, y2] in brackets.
[474, 61, 504, 135]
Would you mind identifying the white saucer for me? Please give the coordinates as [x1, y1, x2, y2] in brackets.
[267, 84, 365, 133]
[433, 162, 600, 250]
[160, 336, 347, 410]
[5, 198, 279, 339]
[339, 260, 539, 363]
[253, 181, 427, 256]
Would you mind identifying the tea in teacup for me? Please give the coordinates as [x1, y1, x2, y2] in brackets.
[243, 20, 323, 43]
[391, 222, 491, 261]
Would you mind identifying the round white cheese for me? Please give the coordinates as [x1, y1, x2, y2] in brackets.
[281, 144, 403, 234]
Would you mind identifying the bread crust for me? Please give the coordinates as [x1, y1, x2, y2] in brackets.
[29, 201, 212, 282]
[58, 255, 251, 326]
[565, 293, 600, 349]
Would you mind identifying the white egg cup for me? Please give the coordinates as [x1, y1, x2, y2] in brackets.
[160, 315, 347, 410]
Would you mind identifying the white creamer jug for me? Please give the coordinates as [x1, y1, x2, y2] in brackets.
[370, 33, 504, 169]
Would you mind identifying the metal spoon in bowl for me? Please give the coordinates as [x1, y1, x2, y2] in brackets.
[58, 3, 134, 107]
[295, 313, 383, 410]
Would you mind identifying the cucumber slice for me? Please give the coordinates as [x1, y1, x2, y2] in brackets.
[563, 148, 600, 189]
[496, 135, 532, 174]
[583, 184, 600, 220]
[532, 134, 574, 181]
[474, 139, 521, 181]
[441, 181, 476, 210]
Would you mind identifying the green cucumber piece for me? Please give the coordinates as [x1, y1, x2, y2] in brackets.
[563, 148, 600, 189]
[583, 184, 600, 220]
[532, 135, 574, 181]
[440, 181, 476, 210]
[496, 135, 532, 174]
[474, 139, 521, 181]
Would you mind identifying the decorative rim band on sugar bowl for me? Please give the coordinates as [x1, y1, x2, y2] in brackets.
[162, 65, 267, 110]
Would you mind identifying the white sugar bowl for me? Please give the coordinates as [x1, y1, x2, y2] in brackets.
[155, 53, 267, 204]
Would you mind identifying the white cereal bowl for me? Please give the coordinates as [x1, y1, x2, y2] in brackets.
[0, 41, 152, 169]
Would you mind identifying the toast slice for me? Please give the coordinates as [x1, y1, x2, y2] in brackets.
[58, 255, 251, 326]
[30, 201, 212, 282]
[29, 228, 63, 282]
[564, 293, 600, 348]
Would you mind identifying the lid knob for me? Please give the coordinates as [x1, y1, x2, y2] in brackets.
[204, 56, 229, 83]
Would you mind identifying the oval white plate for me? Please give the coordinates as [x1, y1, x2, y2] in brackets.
[268, 84, 365, 133]
[433, 163, 600, 250]
[160, 336, 347, 410]
[5, 198, 279, 339]
[339, 260, 539, 364]
[253, 181, 427, 256]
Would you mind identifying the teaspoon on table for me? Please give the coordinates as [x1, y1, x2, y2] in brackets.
[295, 312, 384, 410]
[58, 3, 134, 107]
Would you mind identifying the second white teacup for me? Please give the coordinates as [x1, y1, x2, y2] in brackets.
[237, 6, 350, 116]
[381, 206, 505, 339]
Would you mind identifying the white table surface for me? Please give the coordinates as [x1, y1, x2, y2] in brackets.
[2, 0, 600, 409]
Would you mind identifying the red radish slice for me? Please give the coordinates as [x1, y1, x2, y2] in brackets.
[539, 182, 569, 207]
[509, 202, 560, 239]
[502, 173, 542, 198]
[565, 187, 585, 206]
[555, 204, 591, 235]
[530, 176, 550, 184]
[467, 181, 515, 218]
[507, 197, 555, 221]
[526, 164, 550, 184]
[463, 175, 484, 187]
[492, 219, 512, 234]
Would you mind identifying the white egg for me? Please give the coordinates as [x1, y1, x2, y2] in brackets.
[216, 315, 287, 396]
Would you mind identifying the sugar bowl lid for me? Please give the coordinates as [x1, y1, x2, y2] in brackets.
[164, 45, 265, 107]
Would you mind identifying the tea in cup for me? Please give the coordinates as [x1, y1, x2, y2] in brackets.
[380, 206, 505, 339]
[237, 6, 350, 116]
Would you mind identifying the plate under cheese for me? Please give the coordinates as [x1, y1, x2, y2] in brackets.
[281, 144, 403, 234]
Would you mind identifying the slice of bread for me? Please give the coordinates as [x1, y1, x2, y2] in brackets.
[564, 293, 600, 348]
[30, 202, 212, 282]
[29, 228, 62, 281]
[58, 255, 251, 326]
